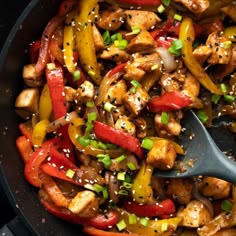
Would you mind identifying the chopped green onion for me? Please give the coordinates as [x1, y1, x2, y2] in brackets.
[151, 64, 159, 71]
[97, 154, 112, 168]
[141, 138, 154, 150]
[123, 182, 133, 189]
[65, 169, 75, 179]
[127, 26, 141, 35]
[161, 0, 171, 6]
[73, 70, 81, 81]
[168, 39, 184, 56]
[86, 101, 95, 108]
[221, 199, 233, 211]
[118, 189, 129, 195]
[97, 141, 107, 150]
[125, 174, 132, 183]
[224, 95, 235, 103]
[46, 63, 56, 71]
[161, 111, 170, 124]
[104, 102, 116, 112]
[87, 112, 97, 122]
[220, 83, 227, 94]
[102, 30, 112, 45]
[77, 136, 90, 147]
[117, 172, 126, 181]
[223, 40, 232, 49]
[84, 183, 103, 193]
[90, 139, 99, 148]
[211, 94, 221, 104]
[131, 79, 141, 88]
[157, 4, 165, 13]
[129, 86, 136, 94]
[102, 187, 109, 199]
[127, 162, 137, 171]
[114, 39, 128, 50]
[116, 219, 127, 231]
[196, 110, 208, 124]
[115, 154, 127, 163]
[88, 70, 96, 77]
[140, 217, 149, 226]
[129, 214, 137, 224]
[161, 222, 168, 232]
[174, 14, 182, 21]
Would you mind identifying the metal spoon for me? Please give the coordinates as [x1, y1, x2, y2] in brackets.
[154, 110, 236, 183]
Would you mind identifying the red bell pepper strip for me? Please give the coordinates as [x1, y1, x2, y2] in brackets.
[29, 40, 41, 64]
[108, 63, 127, 77]
[93, 121, 144, 159]
[123, 199, 175, 218]
[18, 121, 33, 144]
[156, 36, 176, 49]
[57, 0, 77, 17]
[41, 199, 119, 229]
[16, 136, 34, 163]
[35, 15, 64, 73]
[111, 0, 161, 6]
[24, 138, 61, 188]
[147, 91, 192, 112]
[83, 227, 138, 236]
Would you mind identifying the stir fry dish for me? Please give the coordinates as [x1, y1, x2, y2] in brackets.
[14, 0, 236, 235]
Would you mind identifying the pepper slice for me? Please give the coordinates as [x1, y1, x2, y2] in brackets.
[123, 199, 175, 218]
[83, 227, 137, 236]
[147, 91, 192, 112]
[179, 17, 222, 95]
[93, 121, 144, 159]
[106, 0, 161, 6]
[16, 136, 34, 163]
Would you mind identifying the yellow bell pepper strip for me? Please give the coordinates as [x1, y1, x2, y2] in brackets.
[16, 136, 34, 163]
[132, 161, 154, 203]
[118, 209, 182, 236]
[83, 227, 138, 236]
[179, 17, 222, 95]
[68, 117, 124, 158]
[224, 26, 236, 42]
[64, 9, 76, 73]
[32, 119, 50, 148]
[39, 84, 52, 121]
[75, 0, 102, 85]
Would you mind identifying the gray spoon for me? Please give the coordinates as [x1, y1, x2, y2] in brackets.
[154, 110, 236, 183]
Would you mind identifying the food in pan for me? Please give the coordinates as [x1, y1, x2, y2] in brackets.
[15, 0, 236, 235]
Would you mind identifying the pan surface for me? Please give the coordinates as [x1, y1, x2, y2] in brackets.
[0, 0, 84, 235]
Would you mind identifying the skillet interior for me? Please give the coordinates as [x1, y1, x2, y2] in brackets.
[0, 0, 84, 235]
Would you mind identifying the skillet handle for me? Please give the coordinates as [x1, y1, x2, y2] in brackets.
[0, 216, 32, 236]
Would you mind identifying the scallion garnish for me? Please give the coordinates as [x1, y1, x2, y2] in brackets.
[114, 39, 128, 50]
[73, 70, 81, 81]
[102, 30, 112, 45]
[127, 26, 141, 35]
[118, 189, 129, 196]
[102, 187, 109, 199]
[141, 138, 154, 150]
[130, 79, 140, 93]
[161, 222, 168, 232]
[174, 14, 182, 21]
[117, 172, 126, 181]
[224, 94, 235, 103]
[196, 110, 208, 124]
[97, 154, 112, 168]
[211, 94, 221, 104]
[161, 111, 170, 124]
[157, 4, 165, 13]
[65, 169, 75, 179]
[127, 162, 137, 171]
[220, 83, 227, 94]
[115, 154, 127, 163]
[221, 199, 233, 211]
[88, 69, 96, 77]
[161, 0, 171, 6]
[129, 213, 137, 224]
[104, 102, 116, 112]
[77, 136, 90, 147]
[123, 182, 133, 189]
[116, 219, 127, 231]
[168, 38, 184, 56]
[140, 217, 149, 226]
[223, 40, 232, 49]
[86, 101, 95, 108]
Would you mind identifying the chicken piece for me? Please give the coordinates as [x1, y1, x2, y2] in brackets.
[123, 87, 150, 116]
[124, 10, 160, 31]
[105, 172, 120, 204]
[150, 176, 166, 200]
[146, 139, 177, 170]
[115, 115, 136, 135]
[109, 154, 139, 172]
[22, 64, 44, 87]
[111, 105, 126, 121]
[93, 25, 105, 52]
[64, 86, 76, 102]
[133, 117, 147, 139]
[97, 5, 125, 31]
[177, 200, 212, 227]
[154, 112, 182, 138]
[100, 44, 130, 62]
[124, 53, 161, 81]
[166, 178, 193, 205]
[172, 0, 210, 14]
[68, 190, 99, 218]
[193, 45, 212, 65]
[221, 4, 236, 22]
[211, 229, 236, 236]
[15, 88, 40, 119]
[159, 74, 181, 92]
[198, 177, 231, 200]
[104, 79, 127, 105]
[74, 81, 95, 105]
[206, 31, 232, 65]
[127, 30, 156, 53]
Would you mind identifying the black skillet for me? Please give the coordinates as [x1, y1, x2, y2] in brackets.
[0, 0, 84, 235]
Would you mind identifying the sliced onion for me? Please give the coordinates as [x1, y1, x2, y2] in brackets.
[156, 47, 177, 72]
[47, 111, 78, 133]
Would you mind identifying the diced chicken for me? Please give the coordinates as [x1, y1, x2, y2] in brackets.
[146, 139, 177, 170]
[64, 86, 76, 102]
[68, 190, 99, 218]
[100, 44, 130, 62]
[111, 105, 126, 121]
[105, 172, 120, 204]
[154, 112, 182, 138]
[150, 176, 166, 200]
[124, 10, 160, 31]
[115, 115, 136, 135]
[22, 64, 44, 87]
[109, 154, 139, 172]
[177, 200, 213, 228]
[104, 79, 127, 105]
[123, 87, 150, 116]
[93, 25, 105, 52]
[15, 88, 40, 119]
[127, 30, 156, 53]
[159, 74, 181, 92]
[206, 32, 232, 64]
[124, 63, 145, 82]
[166, 178, 193, 205]
[193, 45, 212, 65]
[172, 0, 210, 14]
[74, 81, 95, 105]
[198, 177, 231, 200]
[97, 5, 125, 31]
[133, 117, 147, 139]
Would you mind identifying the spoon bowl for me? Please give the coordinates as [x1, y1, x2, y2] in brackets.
[154, 110, 236, 183]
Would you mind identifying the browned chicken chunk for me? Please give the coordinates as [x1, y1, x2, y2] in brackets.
[193, 45, 212, 65]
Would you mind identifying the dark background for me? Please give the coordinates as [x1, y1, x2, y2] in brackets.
[0, 0, 31, 228]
